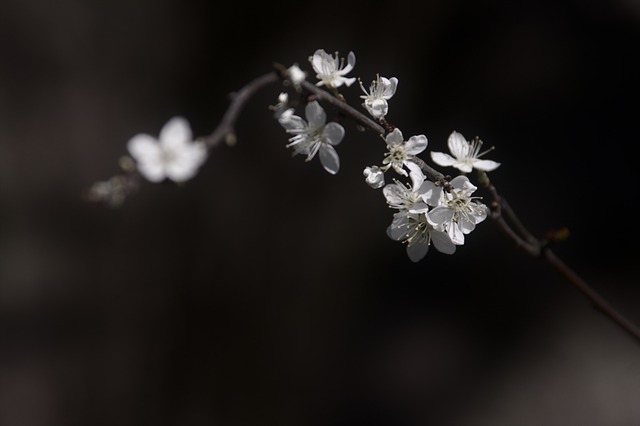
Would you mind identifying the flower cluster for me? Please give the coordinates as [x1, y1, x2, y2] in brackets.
[381, 165, 488, 261]
[366, 130, 499, 261]
[271, 48, 501, 261]
[111, 48, 500, 262]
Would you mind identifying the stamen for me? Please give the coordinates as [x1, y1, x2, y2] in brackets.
[477, 145, 496, 158]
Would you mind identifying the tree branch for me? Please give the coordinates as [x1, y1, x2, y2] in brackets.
[203, 71, 280, 148]
[482, 176, 640, 342]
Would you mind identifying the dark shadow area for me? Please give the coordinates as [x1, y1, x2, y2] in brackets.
[1, 0, 639, 425]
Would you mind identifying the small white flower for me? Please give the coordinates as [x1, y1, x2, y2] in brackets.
[383, 165, 430, 214]
[431, 131, 500, 173]
[271, 92, 292, 119]
[426, 175, 488, 245]
[387, 211, 456, 262]
[359, 75, 398, 119]
[127, 116, 207, 183]
[363, 166, 386, 189]
[287, 64, 306, 89]
[310, 49, 356, 88]
[278, 100, 344, 175]
[382, 128, 428, 176]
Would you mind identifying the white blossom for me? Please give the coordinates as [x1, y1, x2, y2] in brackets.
[431, 131, 500, 173]
[382, 165, 430, 214]
[310, 49, 356, 88]
[426, 175, 488, 245]
[359, 75, 398, 119]
[387, 211, 456, 262]
[382, 128, 428, 177]
[363, 166, 385, 189]
[287, 64, 306, 89]
[383, 167, 455, 261]
[278, 100, 344, 175]
[271, 92, 292, 119]
[127, 116, 207, 183]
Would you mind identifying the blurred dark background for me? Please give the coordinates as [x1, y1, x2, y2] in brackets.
[1, 0, 640, 425]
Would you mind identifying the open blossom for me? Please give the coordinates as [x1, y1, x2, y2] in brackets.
[383, 164, 430, 214]
[387, 211, 456, 262]
[278, 100, 344, 175]
[427, 175, 488, 245]
[127, 116, 207, 183]
[383, 167, 455, 261]
[431, 131, 500, 173]
[382, 128, 428, 176]
[359, 75, 398, 119]
[310, 49, 356, 88]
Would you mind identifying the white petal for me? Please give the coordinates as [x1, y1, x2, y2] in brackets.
[430, 152, 457, 167]
[408, 202, 429, 215]
[453, 161, 473, 173]
[418, 181, 443, 207]
[470, 203, 488, 224]
[449, 175, 471, 191]
[472, 159, 501, 171]
[127, 134, 160, 163]
[405, 134, 428, 155]
[340, 76, 356, 87]
[459, 216, 477, 234]
[427, 206, 453, 227]
[431, 230, 456, 254]
[323, 122, 345, 146]
[365, 98, 388, 118]
[160, 116, 192, 147]
[383, 183, 407, 207]
[447, 131, 469, 159]
[319, 144, 340, 175]
[382, 77, 398, 98]
[407, 162, 425, 189]
[407, 238, 430, 262]
[448, 222, 465, 245]
[311, 49, 329, 74]
[165, 142, 207, 182]
[385, 128, 404, 147]
[137, 162, 166, 183]
[279, 110, 306, 132]
[340, 51, 356, 74]
[387, 212, 410, 240]
[363, 166, 385, 189]
[305, 101, 326, 128]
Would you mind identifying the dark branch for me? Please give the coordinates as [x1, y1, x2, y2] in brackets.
[482, 176, 640, 343]
[203, 71, 280, 148]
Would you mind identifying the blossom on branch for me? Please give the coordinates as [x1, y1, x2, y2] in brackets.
[287, 64, 306, 90]
[383, 166, 456, 261]
[310, 49, 356, 89]
[363, 166, 385, 189]
[387, 211, 456, 262]
[359, 75, 398, 119]
[127, 116, 208, 183]
[426, 175, 488, 245]
[382, 128, 428, 177]
[431, 131, 500, 173]
[278, 100, 344, 175]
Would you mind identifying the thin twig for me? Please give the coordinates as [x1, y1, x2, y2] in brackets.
[202, 67, 640, 343]
[483, 177, 640, 342]
[543, 248, 640, 341]
[203, 71, 280, 148]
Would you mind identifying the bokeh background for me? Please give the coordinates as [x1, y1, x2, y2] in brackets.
[1, 0, 640, 425]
